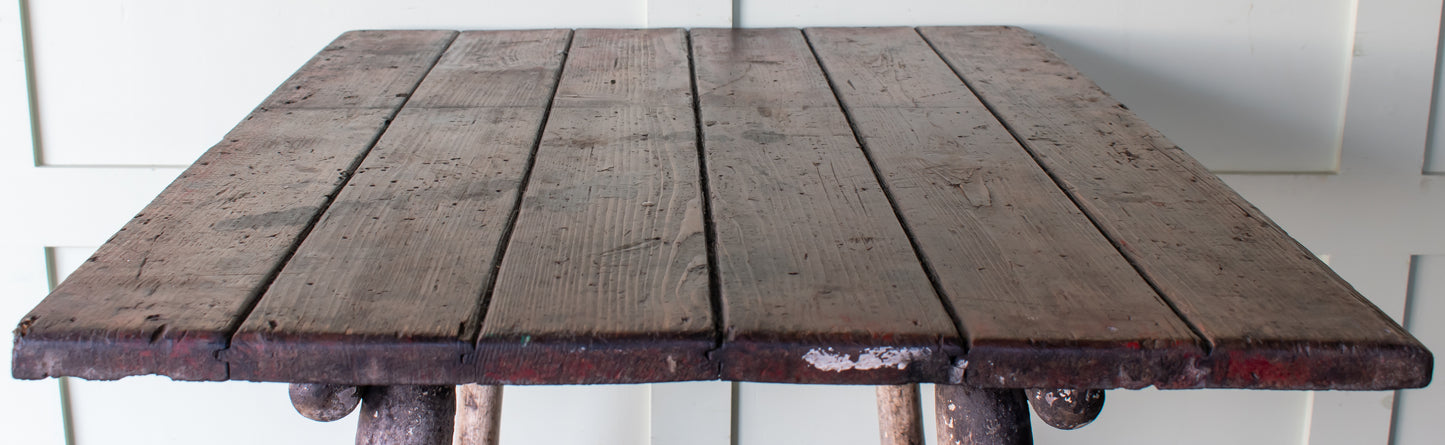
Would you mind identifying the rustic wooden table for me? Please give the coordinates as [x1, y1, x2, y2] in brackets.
[12, 27, 1433, 445]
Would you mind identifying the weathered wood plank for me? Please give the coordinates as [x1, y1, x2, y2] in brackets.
[263, 31, 460, 110]
[919, 26, 1432, 389]
[227, 30, 571, 384]
[407, 30, 574, 108]
[692, 28, 961, 384]
[11, 30, 457, 381]
[550, 28, 693, 108]
[474, 29, 715, 384]
[806, 27, 1204, 389]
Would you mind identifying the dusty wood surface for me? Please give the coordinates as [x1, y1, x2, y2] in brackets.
[475, 29, 715, 384]
[290, 383, 363, 422]
[877, 384, 925, 445]
[692, 28, 961, 384]
[805, 27, 1205, 389]
[227, 30, 571, 384]
[919, 25, 1432, 389]
[11, 27, 1431, 391]
[10, 30, 456, 381]
[356, 385, 455, 445]
[454, 384, 503, 445]
[936, 385, 1032, 445]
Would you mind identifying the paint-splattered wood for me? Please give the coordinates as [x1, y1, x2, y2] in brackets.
[475, 29, 715, 384]
[226, 30, 571, 384]
[691, 28, 962, 384]
[10, 30, 456, 381]
[919, 26, 1432, 389]
[805, 27, 1205, 389]
[13, 28, 1431, 391]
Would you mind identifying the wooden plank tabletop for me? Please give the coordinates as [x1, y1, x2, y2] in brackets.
[12, 27, 1432, 390]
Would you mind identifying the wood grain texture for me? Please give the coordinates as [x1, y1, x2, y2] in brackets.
[406, 30, 574, 108]
[11, 31, 456, 381]
[476, 29, 714, 384]
[263, 31, 460, 110]
[227, 30, 570, 384]
[692, 28, 961, 384]
[877, 384, 925, 445]
[16, 27, 1431, 390]
[806, 27, 1205, 389]
[919, 26, 1432, 389]
[454, 384, 503, 445]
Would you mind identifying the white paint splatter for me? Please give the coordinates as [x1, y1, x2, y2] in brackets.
[948, 359, 969, 384]
[801, 347, 931, 372]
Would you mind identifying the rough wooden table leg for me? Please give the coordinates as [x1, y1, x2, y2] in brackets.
[454, 384, 504, 445]
[1025, 389, 1104, 430]
[877, 384, 925, 445]
[935, 385, 1032, 445]
[356, 385, 456, 445]
[290, 383, 363, 422]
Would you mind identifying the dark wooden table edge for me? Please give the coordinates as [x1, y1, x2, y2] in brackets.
[12, 329, 230, 381]
[714, 336, 965, 385]
[16, 333, 1430, 390]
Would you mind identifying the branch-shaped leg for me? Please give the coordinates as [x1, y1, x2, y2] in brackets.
[877, 384, 925, 445]
[935, 385, 1032, 445]
[455, 384, 504, 445]
[356, 385, 455, 445]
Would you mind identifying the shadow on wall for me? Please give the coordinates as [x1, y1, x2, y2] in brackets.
[1024, 26, 1346, 173]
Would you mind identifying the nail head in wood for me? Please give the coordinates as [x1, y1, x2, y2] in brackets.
[289, 383, 362, 422]
[935, 384, 1033, 445]
[356, 385, 456, 445]
[1025, 388, 1104, 430]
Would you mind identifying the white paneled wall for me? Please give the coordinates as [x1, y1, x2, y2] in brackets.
[1394, 256, 1445, 444]
[3, 1, 1441, 444]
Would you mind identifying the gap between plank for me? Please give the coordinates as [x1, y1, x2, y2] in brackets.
[914, 27, 1216, 355]
[799, 29, 972, 355]
[685, 29, 729, 367]
[214, 32, 463, 378]
[465, 30, 578, 351]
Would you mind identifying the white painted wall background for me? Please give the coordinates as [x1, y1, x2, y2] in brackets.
[3, 0, 1441, 444]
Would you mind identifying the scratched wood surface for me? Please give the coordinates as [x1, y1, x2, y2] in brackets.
[692, 28, 962, 384]
[805, 27, 1205, 389]
[227, 30, 571, 384]
[919, 25, 1431, 389]
[11, 30, 456, 381]
[475, 29, 715, 384]
[11, 27, 1431, 390]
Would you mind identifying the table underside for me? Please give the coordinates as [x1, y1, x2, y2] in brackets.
[12, 27, 1431, 390]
